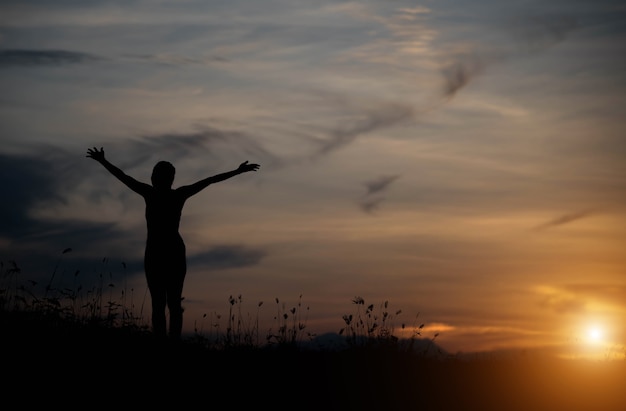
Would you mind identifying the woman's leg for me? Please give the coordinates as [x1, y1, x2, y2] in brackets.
[166, 262, 186, 340]
[145, 253, 167, 339]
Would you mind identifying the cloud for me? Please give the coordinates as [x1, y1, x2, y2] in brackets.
[314, 101, 415, 157]
[537, 283, 626, 316]
[507, 13, 580, 53]
[437, 11, 582, 101]
[563, 283, 626, 309]
[0, 145, 267, 286]
[539, 291, 586, 315]
[122, 53, 229, 66]
[0, 49, 101, 67]
[0, 152, 62, 236]
[441, 57, 485, 99]
[359, 174, 400, 214]
[364, 174, 400, 196]
[97, 126, 282, 172]
[187, 245, 267, 270]
[533, 208, 595, 231]
[0, 150, 139, 284]
[359, 197, 385, 214]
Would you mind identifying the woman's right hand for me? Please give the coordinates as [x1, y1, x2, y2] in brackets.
[86, 147, 105, 162]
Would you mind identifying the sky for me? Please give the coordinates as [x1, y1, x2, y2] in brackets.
[1, 0, 625, 357]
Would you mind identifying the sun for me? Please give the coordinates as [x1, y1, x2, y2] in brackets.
[586, 326, 604, 344]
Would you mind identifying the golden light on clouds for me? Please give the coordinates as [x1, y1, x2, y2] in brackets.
[536, 285, 586, 315]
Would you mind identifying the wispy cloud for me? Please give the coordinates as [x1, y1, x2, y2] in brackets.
[507, 13, 580, 53]
[441, 58, 485, 99]
[359, 174, 400, 214]
[122, 53, 229, 66]
[539, 289, 587, 314]
[359, 197, 385, 214]
[0, 49, 101, 67]
[187, 244, 267, 270]
[314, 100, 415, 158]
[534, 208, 595, 231]
[364, 174, 400, 196]
[563, 283, 626, 310]
[536, 283, 626, 316]
[97, 127, 282, 172]
[437, 11, 582, 101]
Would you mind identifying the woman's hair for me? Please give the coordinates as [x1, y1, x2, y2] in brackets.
[151, 161, 175, 188]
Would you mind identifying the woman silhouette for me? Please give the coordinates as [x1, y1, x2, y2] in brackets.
[86, 147, 260, 340]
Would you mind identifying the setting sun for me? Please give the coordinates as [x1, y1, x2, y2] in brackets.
[586, 326, 604, 344]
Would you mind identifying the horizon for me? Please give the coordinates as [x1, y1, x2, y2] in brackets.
[1, 0, 625, 359]
[2, 253, 622, 362]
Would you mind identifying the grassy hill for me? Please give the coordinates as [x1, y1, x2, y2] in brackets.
[2, 309, 624, 411]
[1, 259, 624, 411]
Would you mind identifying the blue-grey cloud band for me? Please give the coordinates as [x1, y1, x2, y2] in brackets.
[0, 49, 101, 66]
[0, 143, 268, 289]
[187, 245, 267, 270]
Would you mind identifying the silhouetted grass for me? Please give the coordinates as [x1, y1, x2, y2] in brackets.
[0, 253, 432, 352]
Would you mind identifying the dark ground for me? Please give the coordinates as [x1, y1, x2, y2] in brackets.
[2, 311, 625, 411]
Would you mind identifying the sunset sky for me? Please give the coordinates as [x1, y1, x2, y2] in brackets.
[1, 0, 624, 356]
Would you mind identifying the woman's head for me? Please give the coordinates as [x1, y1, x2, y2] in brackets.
[151, 161, 175, 189]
